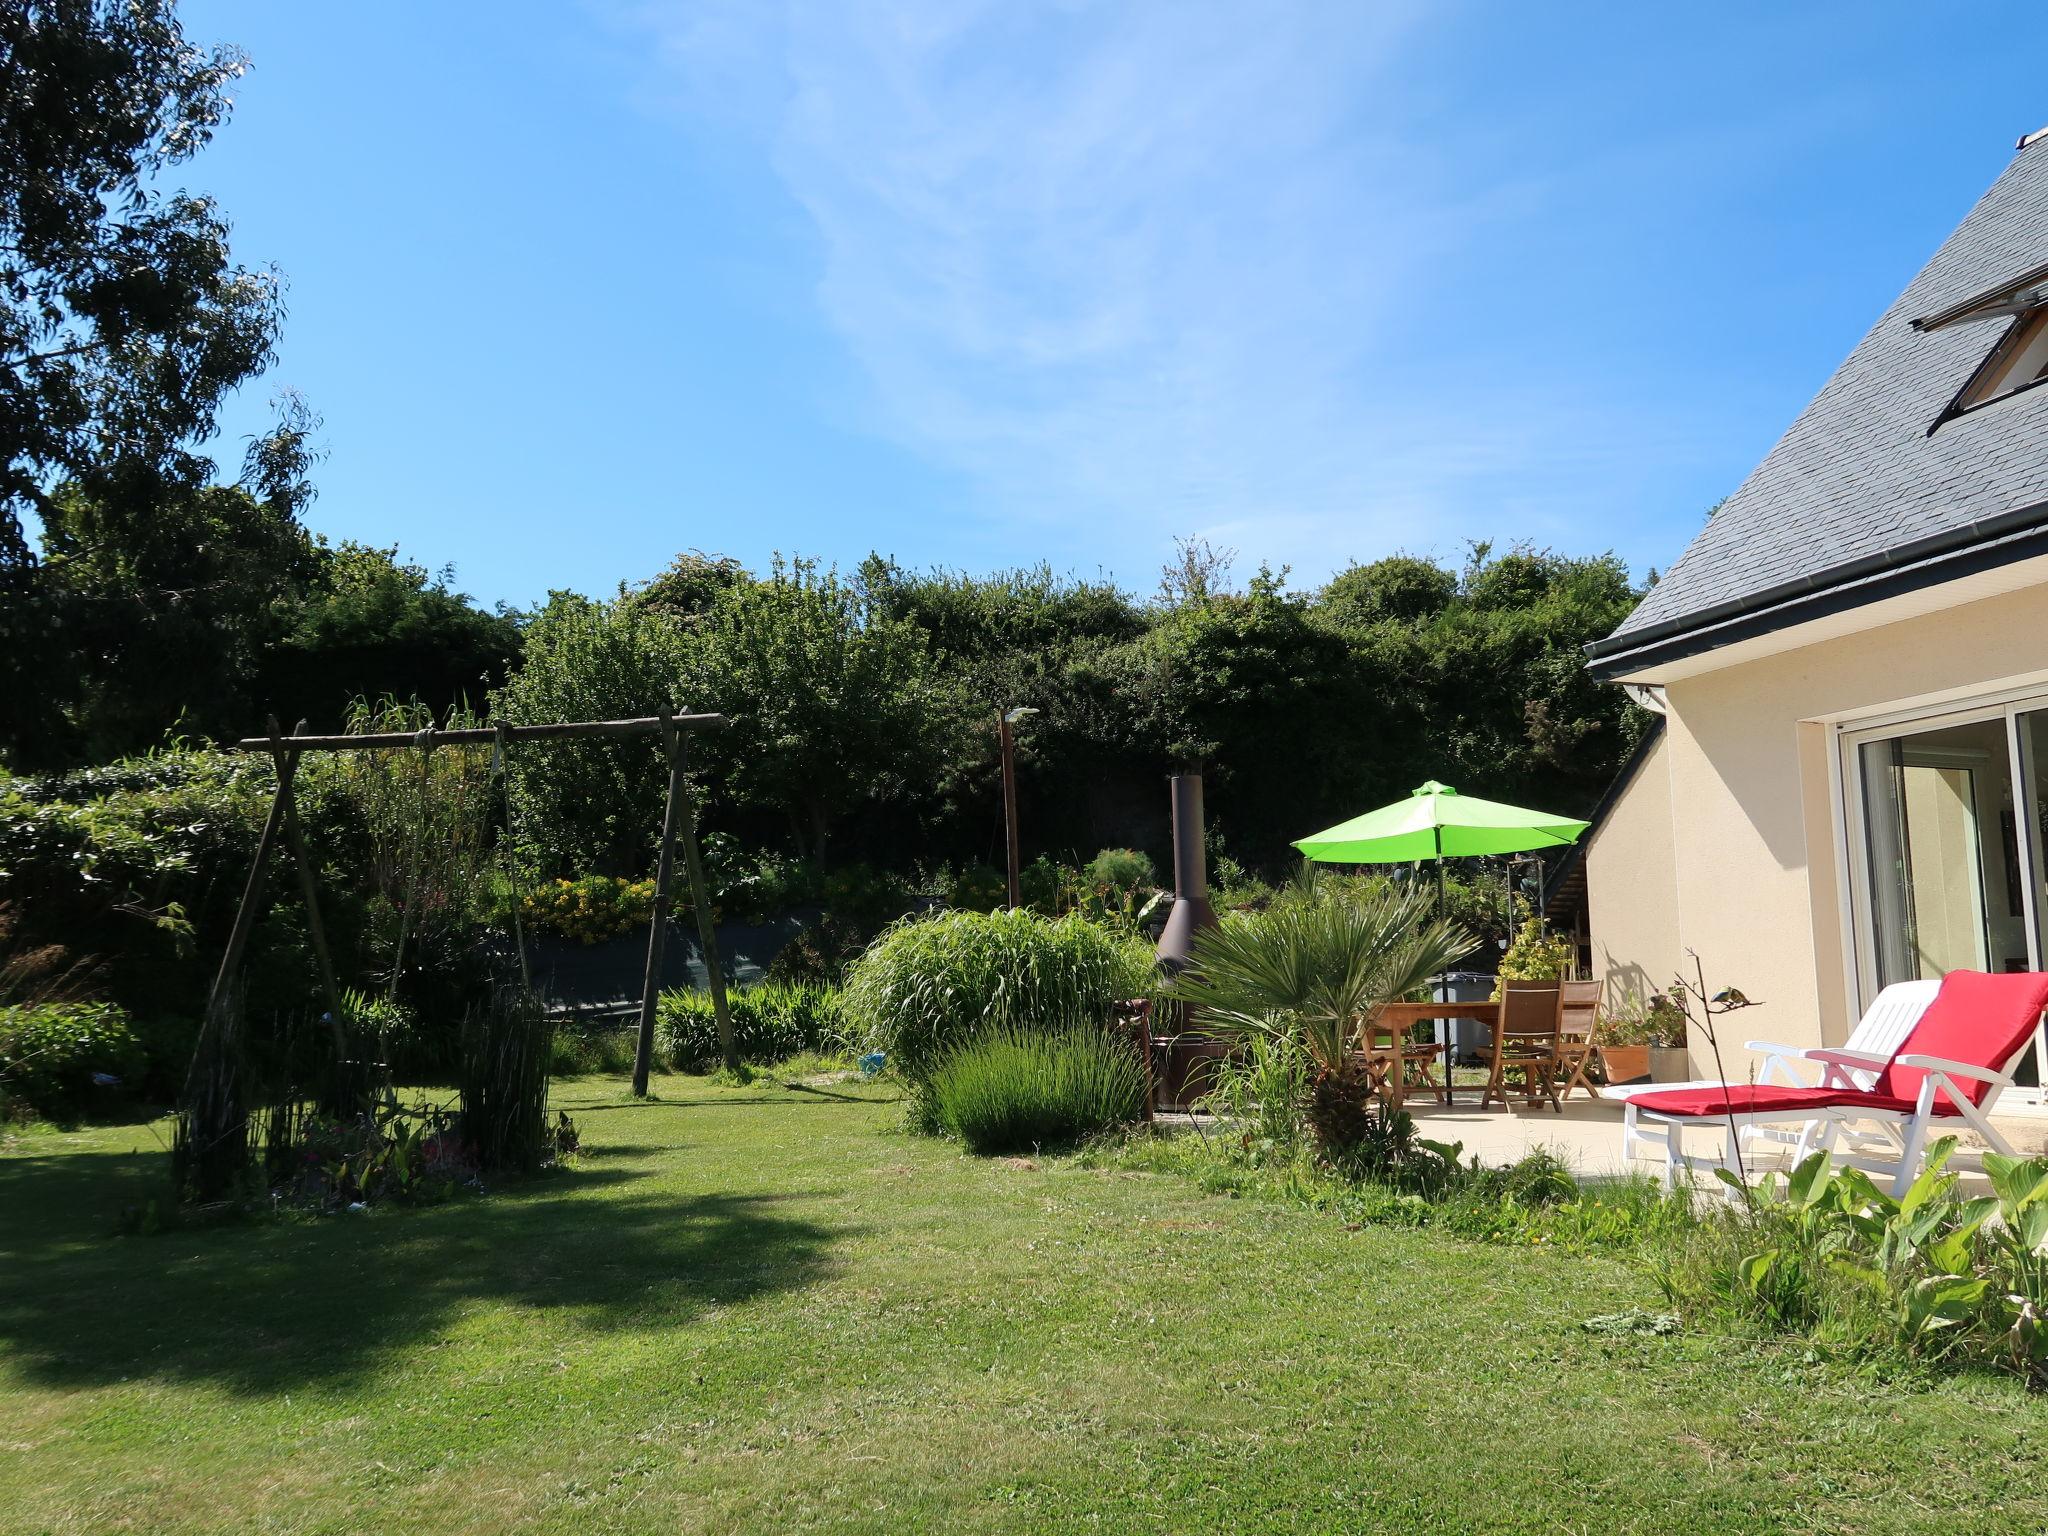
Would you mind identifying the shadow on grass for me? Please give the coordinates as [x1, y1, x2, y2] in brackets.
[0, 1147, 851, 1397]
[570, 1091, 901, 1112]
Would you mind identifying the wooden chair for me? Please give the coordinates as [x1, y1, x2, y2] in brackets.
[1556, 979, 1603, 1101]
[1108, 998, 1155, 1122]
[1359, 1009, 1448, 1106]
[1479, 979, 1563, 1113]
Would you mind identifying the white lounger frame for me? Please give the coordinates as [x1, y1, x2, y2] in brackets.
[1617, 980, 2035, 1197]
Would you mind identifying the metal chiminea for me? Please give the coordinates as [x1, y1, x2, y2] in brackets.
[1155, 771, 1219, 973]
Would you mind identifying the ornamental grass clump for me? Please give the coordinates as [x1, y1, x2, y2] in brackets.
[843, 907, 1152, 1085]
[926, 1024, 1146, 1153]
[458, 984, 567, 1174]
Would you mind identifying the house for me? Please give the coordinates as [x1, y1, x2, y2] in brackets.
[1582, 124, 2048, 1103]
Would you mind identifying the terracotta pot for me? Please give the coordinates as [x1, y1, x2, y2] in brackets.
[1599, 1044, 1651, 1086]
[1649, 1046, 1692, 1082]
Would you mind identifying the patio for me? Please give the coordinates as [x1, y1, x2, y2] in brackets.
[1388, 1091, 2048, 1185]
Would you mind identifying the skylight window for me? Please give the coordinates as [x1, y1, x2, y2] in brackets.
[1914, 262, 2048, 432]
[1953, 306, 2048, 411]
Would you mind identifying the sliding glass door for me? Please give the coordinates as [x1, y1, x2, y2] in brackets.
[1845, 699, 2048, 1094]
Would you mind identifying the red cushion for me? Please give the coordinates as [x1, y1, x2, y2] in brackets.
[1874, 970, 2048, 1107]
[1629, 1084, 1846, 1117]
[1834, 1092, 1961, 1118]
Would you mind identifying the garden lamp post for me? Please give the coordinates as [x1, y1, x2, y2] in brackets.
[998, 706, 1038, 909]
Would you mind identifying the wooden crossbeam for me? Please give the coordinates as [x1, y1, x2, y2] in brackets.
[229, 715, 727, 752]
[191, 708, 739, 1121]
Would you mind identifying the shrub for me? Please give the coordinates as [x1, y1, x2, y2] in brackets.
[816, 863, 914, 935]
[764, 915, 864, 985]
[519, 874, 658, 945]
[946, 863, 1008, 913]
[0, 1001, 143, 1119]
[548, 1024, 638, 1077]
[926, 1025, 1146, 1153]
[1086, 847, 1155, 898]
[843, 908, 1153, 1084]
[657, 981, 847, 1069]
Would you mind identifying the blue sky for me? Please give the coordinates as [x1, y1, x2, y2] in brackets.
[180, 0, 2048, 610]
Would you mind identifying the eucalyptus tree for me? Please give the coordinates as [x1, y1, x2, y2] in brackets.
[1, 1, 292, 761]
[0, 1, 283, 561]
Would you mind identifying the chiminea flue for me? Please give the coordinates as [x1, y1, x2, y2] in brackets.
[1155, 771, 1219, 973]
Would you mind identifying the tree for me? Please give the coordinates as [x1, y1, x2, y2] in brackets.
[690, 557, 961, 862]
[489, 592, 687, 876]
[622, 550, 751, 630]
[0, 1, 295, 764]
[1318, 555, 1458, 628]
[259, 542, 523, 731]
[869, 558, 1150, 870]
[0, 1, 282, 567]
[1395, 544, 1646, 809]
[1082, 566, 1395, 864]
[32, 480, 320, 761]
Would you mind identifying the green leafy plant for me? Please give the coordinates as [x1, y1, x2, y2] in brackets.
[843, 908, 1151, 1087]
[517, 873, 658, 944]
[1650, 1140, 2048, 1376]
[0, 1000, 142, 1119]
[924, 1024, 1147, 1153]
[657, 982, 848, 1069]
[1595, 986, 1686, 1047]
[1489, 918, 1575, 1001]
[281, 1096, 476, 1209]
[1982, 1150, 2048, 1383]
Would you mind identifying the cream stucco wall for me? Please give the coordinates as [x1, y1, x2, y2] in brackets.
[1592, 574, 2048, 1077]
[1584, 729, 1681, 1015]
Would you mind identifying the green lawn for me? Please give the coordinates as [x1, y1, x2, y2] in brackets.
[3, 1076, 2046, 1535]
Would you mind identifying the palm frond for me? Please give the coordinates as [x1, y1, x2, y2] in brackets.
[1169, 885, 1470, 1076]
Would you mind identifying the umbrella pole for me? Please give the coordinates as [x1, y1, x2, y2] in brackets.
[1434, 836, 1448, 1092]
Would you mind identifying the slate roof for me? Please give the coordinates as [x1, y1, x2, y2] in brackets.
[1589, 130, 2048, 675]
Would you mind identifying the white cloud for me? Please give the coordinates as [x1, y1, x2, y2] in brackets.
[607, 0, 1703, 581]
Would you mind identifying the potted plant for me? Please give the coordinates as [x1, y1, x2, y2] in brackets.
[1595, 988, 1687, 1086]
[1646, 990, 1690, 1081]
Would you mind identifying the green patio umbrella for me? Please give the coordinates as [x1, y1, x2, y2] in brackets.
[1294, 781, 1590, 1075]
[1291, 780, 1589, 908]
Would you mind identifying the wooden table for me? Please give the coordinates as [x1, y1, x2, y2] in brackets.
[1370, 999, 1499, 1108]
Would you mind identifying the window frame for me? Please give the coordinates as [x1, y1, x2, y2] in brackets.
[1837, 691, 2048, 1101]
[1930, 306, 2048, 433]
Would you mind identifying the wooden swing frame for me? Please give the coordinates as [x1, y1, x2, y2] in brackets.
[201, 707, 737, 1108]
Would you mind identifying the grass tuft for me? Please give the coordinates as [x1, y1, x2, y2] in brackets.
[925, 1024, 1145, 1154]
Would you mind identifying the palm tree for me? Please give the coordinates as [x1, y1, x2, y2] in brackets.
[1170, 884, 1470, 1153]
